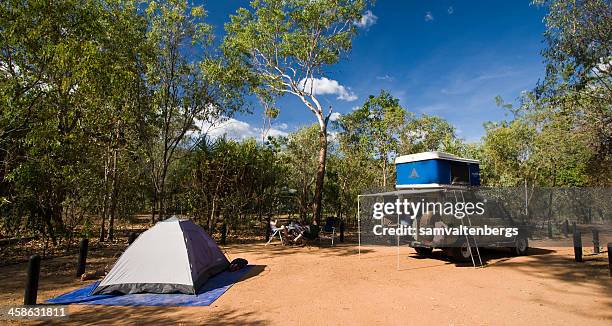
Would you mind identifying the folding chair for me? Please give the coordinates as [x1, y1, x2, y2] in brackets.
[319, 217, 337, 246]
[265, 220, 285, 246]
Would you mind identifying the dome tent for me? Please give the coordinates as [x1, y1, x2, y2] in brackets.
[93, 217, 229, 295]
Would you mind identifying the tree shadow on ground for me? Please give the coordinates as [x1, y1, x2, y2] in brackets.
[225, 243, 373, 259]
[490, 249, 612, 320]
[0, 249, 121, 302]
[406, 247, 556, 267]
[15, 265, 269, 325]
[36, 306, 268, 325]
[406, 246, 611, 320]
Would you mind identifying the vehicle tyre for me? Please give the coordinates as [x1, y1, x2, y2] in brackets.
[450, 240, 474, 262]
[414, 247, 433, 256]
[511, 236, 529, 256]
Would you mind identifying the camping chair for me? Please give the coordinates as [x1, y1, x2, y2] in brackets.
[266, 220, 285, 246]
[319, 217, 336, 246]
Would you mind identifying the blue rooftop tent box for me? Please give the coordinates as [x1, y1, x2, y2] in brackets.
[395, 152, 480, 189]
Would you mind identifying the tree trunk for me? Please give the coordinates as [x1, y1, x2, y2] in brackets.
[208, 196, 217, 232]
[159, 186, 165, 220]
[158, 162, 169, 220]
[151, 189, 157, 224]
[312, 127, 327, 225]
[99, 152, 109, 242]
[107, 147, 119, 241]
[382, 158, 387, 188]
[42, 207, 56, 245]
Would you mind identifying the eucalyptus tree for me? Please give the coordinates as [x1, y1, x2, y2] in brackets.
[223, 0, 368, 224]
[278, 125, 321, 221]
[0, 0, 146, 241]
[338, 90, 406, 187]
[531, 0, 611, 185]
[481, 119, 537, 187]
[483, 93, 594, 188]
[143, 0, 245, 222]
[89, 0, 150, 241]
[399, 114, 464, 156]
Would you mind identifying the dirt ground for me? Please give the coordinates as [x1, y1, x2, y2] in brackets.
[0, 241, 611, 325]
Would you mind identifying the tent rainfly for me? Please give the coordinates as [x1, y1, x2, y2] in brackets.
[93, 217, 229, 295]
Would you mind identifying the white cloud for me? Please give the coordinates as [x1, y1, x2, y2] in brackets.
[376, 74, 394, 81]
[299, 77, 358, 101]
[329, 112, 342, 121]
[195, 117, 288, 141]
[355, 10, 378, 29]
[447, 6, 454, 15]
[425, 12, 434, 22]
[327, 131, 340, 143]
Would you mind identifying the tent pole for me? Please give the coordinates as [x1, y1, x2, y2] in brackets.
[357, 195, 361, 257]
[397, 204, 400, 271]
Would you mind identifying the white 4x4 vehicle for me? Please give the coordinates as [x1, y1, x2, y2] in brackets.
[407, 191, 530, 262]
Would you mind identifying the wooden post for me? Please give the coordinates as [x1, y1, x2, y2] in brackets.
[547, 221, 553, 238]
[24, 255, 41, 305]
[340, 220, 345, 243]
[592, 229, 600, 254]
[76, 238, 89, 278]
[221, 223, 227, 245]
[128, 232, 137, 245]
[571, 221, 577, 234]
[562, 220, 569, 237]
[573, 230, 582, 262]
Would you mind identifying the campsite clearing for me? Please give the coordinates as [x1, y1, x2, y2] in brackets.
[0, 244, 610, 325]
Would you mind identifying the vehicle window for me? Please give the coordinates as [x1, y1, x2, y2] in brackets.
[450, 162, 470, 185]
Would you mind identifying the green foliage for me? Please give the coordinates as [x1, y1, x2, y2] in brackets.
[267, 125, 320, 221]
[481, 0, 611, 187]
[531, 0, 611, 185]
[223, 0, 371, 224]
[400, 114, 465, 156]
[0, 0, 149, 241]
[1, 0, 608, 246]
[175, 137, 283, 233]
[337, 90, 406, 187]
[482, 92, 595, 187]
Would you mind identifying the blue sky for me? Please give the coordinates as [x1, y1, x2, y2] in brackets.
[201, 0, 547, 143]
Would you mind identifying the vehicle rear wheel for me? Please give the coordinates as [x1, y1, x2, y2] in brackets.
[511, 236, 529, 256]
[414, 247, 433, 256]
[450, 240, 474, 262]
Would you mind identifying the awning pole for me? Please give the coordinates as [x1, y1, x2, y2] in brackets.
[357, 195, 361, 257]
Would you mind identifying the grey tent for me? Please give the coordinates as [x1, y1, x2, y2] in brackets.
[93, 217, 229, 295]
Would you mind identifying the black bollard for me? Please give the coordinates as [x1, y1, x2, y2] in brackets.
[562, 220, 569, 237]
[573, 230, 582, 262]
[128, 232, 137, 244]
[547, 221, 553, 238]
[221, 223, 227, 245]
[24, 255, 41, 305]
[339, 221, 345, 243]
[76, 238, 89, 278]
[608, 243, 612, 277]
[592, 229, 600, 254]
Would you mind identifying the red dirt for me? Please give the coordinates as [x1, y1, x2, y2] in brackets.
[1, 243, 610, 325]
